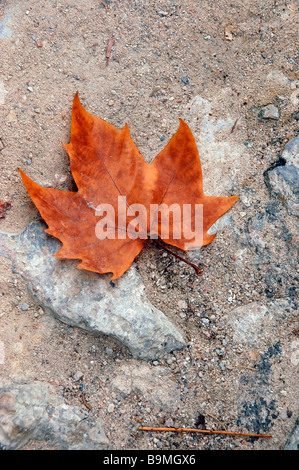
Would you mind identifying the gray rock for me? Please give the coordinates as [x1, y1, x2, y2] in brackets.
[0, 222, 185, 360]
[282, 136, 299, 166]
[107, 403, 115, 413]
[73, 371, 84, 381]
[0, 381, 108, 450]
[229, 299, 295, 351]
[184, 93, 249, 197]
[229, 302, 271, 347]
[0, 10, 13, 40]
[259, 104, 280, 120]
[110, 363, 181, 411]
[284, 418, 299, 450]
[265, 164, 299, 216]
[292, 109, 299, 121]
[266, 70, 291, 87]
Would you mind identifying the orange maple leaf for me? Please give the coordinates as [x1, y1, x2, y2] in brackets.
[19, 93, 238, 279]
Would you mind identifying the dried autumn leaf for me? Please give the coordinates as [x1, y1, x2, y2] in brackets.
[19, 92, 238, 279]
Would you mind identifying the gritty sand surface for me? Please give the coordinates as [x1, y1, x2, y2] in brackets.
[0, 0, 298, 450]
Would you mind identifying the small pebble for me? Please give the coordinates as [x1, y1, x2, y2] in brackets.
[244, 139, 253, 148]
[260, 104, 280, 120]
[73, 371, 84, 381]
[165, 418, 174, 427]
[108, 100, 115, 107]
[12, 342, 23, 354]
[21, 303, 29, 311]
[107, 403, 115, 413]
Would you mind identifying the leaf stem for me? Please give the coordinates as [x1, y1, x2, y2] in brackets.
[153, 239, 203, 276]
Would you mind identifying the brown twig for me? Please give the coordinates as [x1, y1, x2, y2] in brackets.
[160, 261, 173, 275]
[101, 1, 109, 12]
[106, 38, 114, 66]
[187, 300, 196, 315]
[154, 239, 203, 276]
[230, 116, 240, 133]
[138, 426, 272, 439]
[79, 391, 92, 410]
[205, 412, 227, 430]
